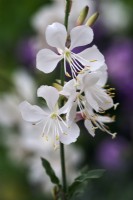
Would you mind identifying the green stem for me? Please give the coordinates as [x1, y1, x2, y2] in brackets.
[59, 0, 72, 199]
[64, 0, 72, 30]
[59, 62, 67, 200]
[60, 143, 67, 197]
[60, 60, 65, 86]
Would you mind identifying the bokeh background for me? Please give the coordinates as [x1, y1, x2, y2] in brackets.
[0, 0, 133, 199]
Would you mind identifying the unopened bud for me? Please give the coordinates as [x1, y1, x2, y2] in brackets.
[86, 12, 99, 27]
[76, 6, 89, 26]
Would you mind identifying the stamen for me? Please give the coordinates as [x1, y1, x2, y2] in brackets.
[65, 50, 92, 78]
[90, 60, 97, 62]
[70, 65, 77, 79]
[78, 70, 85, 74]
[58, 115, 69, 128]
[71, 51, 90, 65]
[53, 122, 58, 144]
[71, 57, 83, 71]
[92, 126, 98, 130]
[41, 118, 50, 137]
[108, 88, 115, 91]
[32, 120, 42, 126]
[77, 98, 86, 118]
[57, 118, 64, 133]
[104, 84, 109, 88]
[54, 143, 59, 150]
[95, 119, 117, 138]
[112, 132, 117, 139]
[70, 61, 78, 74]
[114, 103, 119, 110]
[65, 72, 71, 77]
[65, 54, 77, 79]
[64, 56, 67, 74]
[45, 135, 49, 141]
[99, 107, 105, 113]
[112, 115, 116, 121]
[56, 134, 59, 140]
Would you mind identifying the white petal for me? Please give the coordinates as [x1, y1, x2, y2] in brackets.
[46, 22, 67, 49]
[37, 86, 59, 111]
[83, 72, 101, 89]
[85, 91, 99, 112]
[70, 25, 93, 50]
[96, 115, 114, 123]
[97, 64, 108, 86]
[93, 87, 114, 110]
[60, 122, 80, 145]
[59, 96, 75, 115]
[66, 102, 77, 125]
[19, 101, 45, 124]
[84, 120, 95, 137]
[36, 49, 62, 73]
[77, 45, 105, 70]
[99, 63, 107, 71]
[99, 95, 114, 110]
[60, 79, 76, 97]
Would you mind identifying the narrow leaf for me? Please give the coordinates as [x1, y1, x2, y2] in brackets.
[76, 169, 106, 182]
[68, 169, 105, 198]
[41, 157, 60, 185]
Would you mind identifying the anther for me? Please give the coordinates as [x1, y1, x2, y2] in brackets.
[112, 132, 117, 139]
[65, 72, 71, 77]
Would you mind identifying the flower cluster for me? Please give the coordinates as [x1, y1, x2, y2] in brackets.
[19, 22, 118, 148]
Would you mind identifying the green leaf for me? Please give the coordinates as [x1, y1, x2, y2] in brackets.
[76, 169, 106, 181]
[41, 157, 60, 186]
[68, 169, 105, 198]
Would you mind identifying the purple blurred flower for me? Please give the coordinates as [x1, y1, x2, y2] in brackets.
[105, 39, 133, 99]
[16, 38, 36, 68]
[95, 137, 129, 171]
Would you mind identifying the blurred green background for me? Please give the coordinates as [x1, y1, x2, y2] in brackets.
[0, 0, 133, 200]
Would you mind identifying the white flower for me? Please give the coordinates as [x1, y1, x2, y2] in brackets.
[83, 106, 117, 138]
[36, 22, 105, 78]
[80, 71, 114, 113]
[60, 67, 114, 115]
[19, 85, 79, 148]
[60, 68, 117, 138]
[74, 104, 116, 138]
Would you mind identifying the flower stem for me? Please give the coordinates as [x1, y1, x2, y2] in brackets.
[64, 0, 72, 30]
[60, 142, 67, 198]
[60, 60, 67, 200]
[59, 0, 72, 199]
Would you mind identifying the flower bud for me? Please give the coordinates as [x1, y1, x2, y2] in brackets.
[76, 6, 89, 26]
[86, 12, 99, 27]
